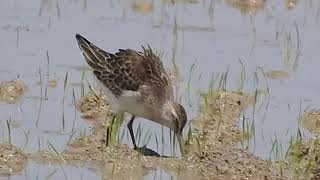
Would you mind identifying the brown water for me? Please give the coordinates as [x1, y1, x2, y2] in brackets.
[0, 0, 320, 179]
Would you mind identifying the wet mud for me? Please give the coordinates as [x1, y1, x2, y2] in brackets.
[0, 143, 28, 176]
[299, 109, 320, 134]
[0, 80, 26, 103]
[287, 138, 320, 180]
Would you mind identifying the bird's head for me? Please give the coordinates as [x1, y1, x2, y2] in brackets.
[163, 101, 187, 156]
[162, 101, 187, 136]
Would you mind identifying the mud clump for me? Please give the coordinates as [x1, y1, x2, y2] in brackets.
[47, 79, 57, 88]
[132, 1, 153, 14]
[0, 143, 28, 176]
[266, 70, 290, 80]
[0, 80, 26, 103]
[225, 0, 266, 15]
[187, 146, 286, 179]
[75, 90, 112, 123]
[299, 109, 320, 133]
[192, 91, 254, 147]
[285, 0, 298, 10]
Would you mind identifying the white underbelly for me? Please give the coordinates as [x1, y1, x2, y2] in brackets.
[94, 76, 154, 117]
[93, 76, 171, 129]
[118, 95, 154, 120]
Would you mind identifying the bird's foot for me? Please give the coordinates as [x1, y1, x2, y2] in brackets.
[134, 145, 163, 157]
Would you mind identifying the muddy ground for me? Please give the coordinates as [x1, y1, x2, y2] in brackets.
[0, 143, 28, 176]
[299, 109, 320, 134]
[287, 137, 320, 180]
[27, 90, 289, 179]
[287, 109, 320, 179]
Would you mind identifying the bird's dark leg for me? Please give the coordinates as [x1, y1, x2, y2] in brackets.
[177, 132, 185, 157]
[127, 115, 137, 148]
[127, 115, 161, 157]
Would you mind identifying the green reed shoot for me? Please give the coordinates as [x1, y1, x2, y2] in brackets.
[155, 133, 159, 152]
[48, 141, 66, 163]
[161, 125, 165, 155]
[71, 88, 77, 133]
[62, 72, 68, 132]
[186, 63, 196, 106]
[171, 15, 179, 76]
[238, 59, 246, 92]
[186, 124, 193, 145]
[22, 129, 31, 149]
[16, 26, 20, 48]
[106, 113, 125, 146]
[45, 169, 58, 180]
[44, 50, 50, 100]
[38, 136, 41, 151]
[6, 118, 11, 144]
[56, 1, 61, 19]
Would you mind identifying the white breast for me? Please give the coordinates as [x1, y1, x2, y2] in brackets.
[94, 76, 174, 130]
[94, 76, 152, 118]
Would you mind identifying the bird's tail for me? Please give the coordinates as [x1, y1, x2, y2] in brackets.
[75, 33, 108, 70]
[75, 33, 91, 47]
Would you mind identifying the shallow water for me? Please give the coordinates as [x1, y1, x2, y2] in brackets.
[0, 0, 320, 179]
[2, 162, 100, 180]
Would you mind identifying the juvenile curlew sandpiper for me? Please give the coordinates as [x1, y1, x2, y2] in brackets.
[75, 34, 187, 156]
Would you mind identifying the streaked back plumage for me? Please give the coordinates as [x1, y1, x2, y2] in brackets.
[75, 34, 173, 107]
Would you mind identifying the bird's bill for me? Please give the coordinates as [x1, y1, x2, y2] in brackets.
[177, 133, 185, 157]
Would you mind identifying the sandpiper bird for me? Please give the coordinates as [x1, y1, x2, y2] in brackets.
[75, 34, 187, 156]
